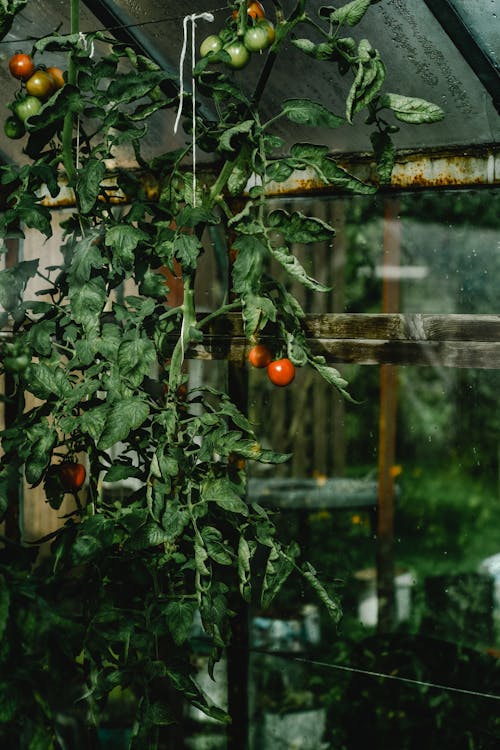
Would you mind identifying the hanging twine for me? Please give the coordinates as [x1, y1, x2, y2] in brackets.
[174, 12, 214, 208]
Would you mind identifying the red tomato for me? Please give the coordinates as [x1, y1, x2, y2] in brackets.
[248, 344, 272, 368]
[267, 358, 296, 386]
[8, 53, 35, 81]
[59, 462, 86, 492]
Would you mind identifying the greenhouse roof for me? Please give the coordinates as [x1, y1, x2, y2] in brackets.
[0, 0, 498, 168]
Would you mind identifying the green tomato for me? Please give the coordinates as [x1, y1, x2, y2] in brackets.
[244, 24, 271, 52]
[223, 41, 250, 70]
[200, 34, 223, 58]
[4, 115, 25, 139]
[3, 354, 29, 373]
[14, 95, 42, 123]
[257, 18, 276, 46]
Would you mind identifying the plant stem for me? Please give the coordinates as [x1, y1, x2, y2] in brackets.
[61, 0, 79, 185]
[196, 299, 242, 330]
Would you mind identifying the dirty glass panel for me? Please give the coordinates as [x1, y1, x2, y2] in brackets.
[244, 189, 500, 749]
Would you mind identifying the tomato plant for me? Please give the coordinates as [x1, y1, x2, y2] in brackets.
[8, 51, 35, 80]
[267, 358, 296, 386]
[248, 344, 272, 368]
[0, 0, 444, 745]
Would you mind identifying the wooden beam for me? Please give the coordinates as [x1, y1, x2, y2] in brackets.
[188, 313, 500, 369]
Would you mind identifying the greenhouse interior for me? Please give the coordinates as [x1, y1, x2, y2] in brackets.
[0, 0, 499, 748]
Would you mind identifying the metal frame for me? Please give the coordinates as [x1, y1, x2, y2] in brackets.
[423, 0, 500, 114]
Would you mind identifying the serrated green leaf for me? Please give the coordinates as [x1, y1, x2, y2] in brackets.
[261, 542, 299, 609]
[69, 276, 107, 328]
[371, 129, 395, 184]
[79, 404, 108, 443]
[302, 562, 342, 622]
[282, 99, 345, 129]
[117, 336, 156, 386]
[164, 600, 197, 645]
[291, 38, 336, 61]
[231, 234, 267, 294]
[218, 120, 254, 152]
[174, 234, 202, 269]
[105, 224, 149, 274]
[25, 361, 72, 400]
[329, 0, 371, 26]
[242, 293, 277, 337]
[98, 398, 150, 450]
[227, 143, 253, 197]
[379, 92, 445, 124]
[268, 209, 335, 244]
[269, 245, 331, 292]
[201, 526, 233, 566]
[77, 158, 106, 214]
[202, 478, 248, 516]
[68, 233, 106, 283]
[0, 575, 10, 641]
[0, 260, 38, 313]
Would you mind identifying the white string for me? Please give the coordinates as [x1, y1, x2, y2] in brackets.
[260, 652, 500, 702]
[174, 12, 214, 208]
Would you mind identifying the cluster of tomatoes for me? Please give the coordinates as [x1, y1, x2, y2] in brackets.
[248, 344, 296, 387]
[4, 52, 65, 139]
[200, 0, 275, 70]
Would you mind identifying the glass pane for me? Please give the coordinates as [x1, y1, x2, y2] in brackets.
[245, 188, 500, 749]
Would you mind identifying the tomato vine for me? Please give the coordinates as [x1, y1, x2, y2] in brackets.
[0, 0, 443, 745]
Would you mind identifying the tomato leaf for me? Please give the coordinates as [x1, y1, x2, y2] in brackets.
[105, 225, 149, 275]
[202, 478, 249, 516]
[282, 98, 345, 129]
[98, 398, 150, 450]
[0, 575, 10, 641]
[270, 245, 331, 292]
[302, 562, 342, 622]
[379, 93, 445, 124]
[218, 120, 254, 152]
[0, 260, 38, 313]
[324, 0, 372, 26]
[291, 38, 336, 61]
[201, 527, 233, 566]
[261, 541, 299, 609]
[67, 233, 106, 283]
[76, 158, 106, 215]
[117, 336, 156, 387]
[371, 129, 395, 184]
[69, 277, 107, 329]
[164, 600, 197, 646]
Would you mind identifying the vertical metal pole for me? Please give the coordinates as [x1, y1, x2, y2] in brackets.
[377, 198, 400, 632]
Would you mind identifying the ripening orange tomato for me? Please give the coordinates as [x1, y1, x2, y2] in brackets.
[248, 344, 272, 368]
